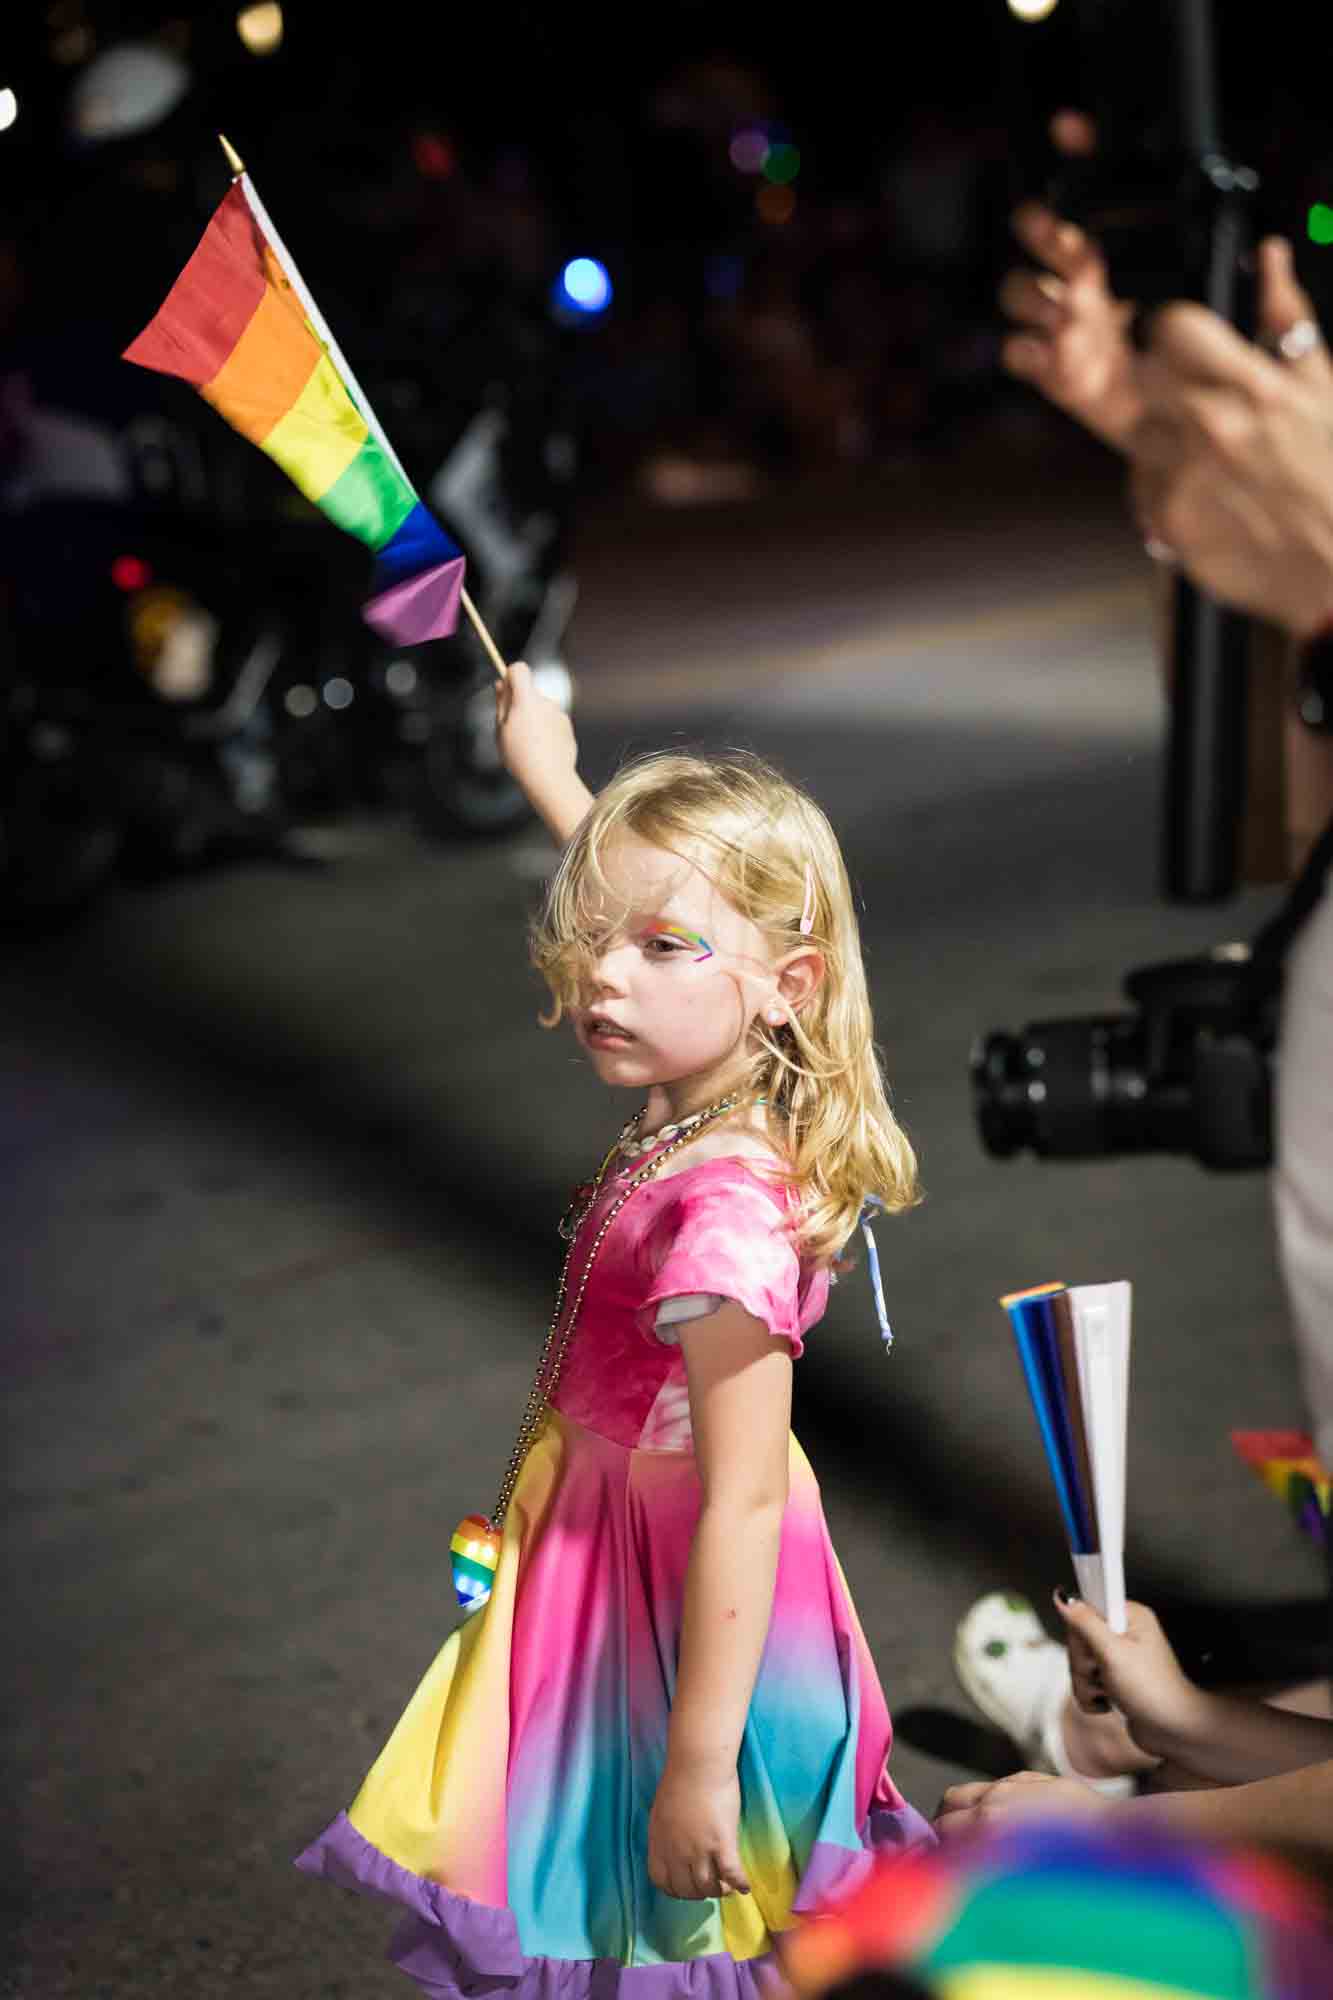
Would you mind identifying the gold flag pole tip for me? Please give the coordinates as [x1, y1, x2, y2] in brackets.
[218, 133, 246, 179]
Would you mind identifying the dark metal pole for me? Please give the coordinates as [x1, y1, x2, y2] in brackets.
[1172, 0, 1220, 154]
[1161, 0, 1253, 902]
[1164, 581, 1251, 903]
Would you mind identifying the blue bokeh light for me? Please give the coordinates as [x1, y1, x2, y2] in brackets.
[554, 257, 613, 317]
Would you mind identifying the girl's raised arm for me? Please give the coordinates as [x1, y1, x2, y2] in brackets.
[647, 1307, 793, 1902]
[495, 660, 595, 845]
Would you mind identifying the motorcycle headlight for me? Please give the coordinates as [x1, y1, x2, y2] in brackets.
[127, 586, 218, 701]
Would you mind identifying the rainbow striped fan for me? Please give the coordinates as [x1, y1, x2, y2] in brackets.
[450, 1514, 501, 1614]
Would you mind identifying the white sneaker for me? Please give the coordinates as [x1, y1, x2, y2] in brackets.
[952, 1591, 1134, 1799]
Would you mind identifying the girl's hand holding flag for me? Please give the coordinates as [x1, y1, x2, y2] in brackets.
[495, 659, 593, 846]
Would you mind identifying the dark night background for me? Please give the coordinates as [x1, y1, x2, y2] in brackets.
[6, 0, 1333, 497]
[7, 7, 1333, 1997]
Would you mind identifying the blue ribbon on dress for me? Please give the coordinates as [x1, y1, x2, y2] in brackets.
[858, 1195, 893, 1351]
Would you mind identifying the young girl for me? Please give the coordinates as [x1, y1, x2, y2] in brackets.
[294, 662, 935, 1995]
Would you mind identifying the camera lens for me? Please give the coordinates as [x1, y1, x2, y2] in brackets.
[973, 955, 1276, 1171]
[970, 1015, 1147, 1160]
[969, 1031, 1037, 1157]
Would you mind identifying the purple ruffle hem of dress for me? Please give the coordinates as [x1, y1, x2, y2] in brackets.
[293, 1805, 936, 2000]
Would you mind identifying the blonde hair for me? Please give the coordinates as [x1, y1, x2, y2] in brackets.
[531, 749, 920, 1264]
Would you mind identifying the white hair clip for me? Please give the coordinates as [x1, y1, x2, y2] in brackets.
[799, 862, 816, 936]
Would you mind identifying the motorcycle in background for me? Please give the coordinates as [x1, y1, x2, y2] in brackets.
[269, 372, 578, 844]
[352, 282, 583, 839]
[1, 337, 578, 919]
[0, 370, 291, 919]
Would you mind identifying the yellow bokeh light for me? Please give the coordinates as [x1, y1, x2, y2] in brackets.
[237, 3, 284, 55]
[1007, 0, 1059, 17]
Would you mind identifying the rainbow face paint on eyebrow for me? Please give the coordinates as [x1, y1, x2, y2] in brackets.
[642, 920, 714, 961]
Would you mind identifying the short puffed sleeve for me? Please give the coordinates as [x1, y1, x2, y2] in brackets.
[638, 1167, 811, 1356]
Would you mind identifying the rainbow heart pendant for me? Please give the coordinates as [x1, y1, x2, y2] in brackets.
[451, 1514, 501, 1614]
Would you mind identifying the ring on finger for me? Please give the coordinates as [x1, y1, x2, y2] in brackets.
[1270, 318, 1322, 362]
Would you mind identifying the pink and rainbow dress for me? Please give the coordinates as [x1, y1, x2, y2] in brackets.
[293, 1150, 932, 1999]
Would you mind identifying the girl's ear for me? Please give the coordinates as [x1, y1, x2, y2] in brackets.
[773, 948, 825, 1014]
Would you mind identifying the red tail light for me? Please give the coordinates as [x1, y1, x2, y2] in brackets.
[111, 556, 153, 592]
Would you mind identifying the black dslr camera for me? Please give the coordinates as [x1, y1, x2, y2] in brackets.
[971, 946, 1276, 1172]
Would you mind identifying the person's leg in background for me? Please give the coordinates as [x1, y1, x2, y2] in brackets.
[1273, 872, 1333, 1490]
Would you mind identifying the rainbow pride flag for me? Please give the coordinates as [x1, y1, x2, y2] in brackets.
[124, 178, 465, 647]
[1231, 1428, 1331, 1551]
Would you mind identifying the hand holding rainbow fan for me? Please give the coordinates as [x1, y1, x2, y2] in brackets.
[1001, 1280, 1132, 1631]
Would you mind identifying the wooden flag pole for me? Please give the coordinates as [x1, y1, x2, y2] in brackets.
[216, 133, 509, 681]
[459, 589, 509, 679]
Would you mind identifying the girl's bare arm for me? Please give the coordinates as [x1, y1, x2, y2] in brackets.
[494, 660, 594, 845]
[646, 1306, 792, 1899]
[671, 1307, 791, 1767]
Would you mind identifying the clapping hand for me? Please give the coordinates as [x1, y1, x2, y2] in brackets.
[1128, 293, 1333, 637]
[1000, 112, 1333, 475]
[998, 112, 1141, 451]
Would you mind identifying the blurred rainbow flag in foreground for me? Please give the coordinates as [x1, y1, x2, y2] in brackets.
[779, 1821, 1333, 2000]
[124, 175, 465, 647]
[1001, 1281, 1131, 1631]
[1232, 1429, 1332, 1552]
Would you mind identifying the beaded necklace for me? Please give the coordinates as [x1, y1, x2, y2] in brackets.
[449, 1090, 743, 1614]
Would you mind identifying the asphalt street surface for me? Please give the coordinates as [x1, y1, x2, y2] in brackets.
[7, 442, 1322, 1997]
